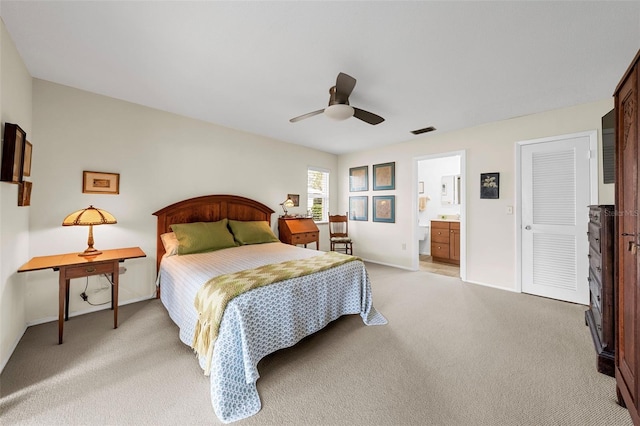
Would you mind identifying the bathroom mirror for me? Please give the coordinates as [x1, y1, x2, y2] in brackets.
[441, 175, 460, 205]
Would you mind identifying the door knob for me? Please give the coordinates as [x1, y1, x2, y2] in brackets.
[525, 225, 532, 230]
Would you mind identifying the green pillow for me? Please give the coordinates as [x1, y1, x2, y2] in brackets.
[228, 220, 279, 245]
[170, 219, 237, 255]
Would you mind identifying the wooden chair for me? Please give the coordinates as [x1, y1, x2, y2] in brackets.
[328, 213, 353, 255]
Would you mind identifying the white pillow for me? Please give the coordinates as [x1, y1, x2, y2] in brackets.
[160, 232, 179, 257]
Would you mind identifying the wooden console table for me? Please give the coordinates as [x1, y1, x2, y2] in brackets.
[18, 247, 146, 344]
[278, 217, 319, 249]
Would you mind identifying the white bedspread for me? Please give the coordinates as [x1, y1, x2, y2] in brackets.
[158, 242, 386, 423]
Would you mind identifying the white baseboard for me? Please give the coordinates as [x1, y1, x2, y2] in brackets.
[361, 258, 417, 271]
[26, 294, 156, 327]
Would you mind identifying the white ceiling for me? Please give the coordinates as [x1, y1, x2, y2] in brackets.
[1, 1, 639, 155]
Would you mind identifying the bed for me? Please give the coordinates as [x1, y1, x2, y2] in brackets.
[153, 194, 386, 423]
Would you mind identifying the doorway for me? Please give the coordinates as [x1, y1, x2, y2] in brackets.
[516, 131, 598, 304]
[413, 150, 466, 280]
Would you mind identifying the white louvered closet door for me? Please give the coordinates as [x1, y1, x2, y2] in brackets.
[521, 135, 591, 304]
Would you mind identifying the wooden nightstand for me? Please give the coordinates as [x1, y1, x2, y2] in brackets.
[278, 217, 319, 249]
[18, 247, 146, 344]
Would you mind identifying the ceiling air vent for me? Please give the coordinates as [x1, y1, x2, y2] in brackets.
[411, 126, 436, 135]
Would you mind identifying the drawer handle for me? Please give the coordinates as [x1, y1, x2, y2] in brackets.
[86, 267, 96, 273]
[596, 266, 601, 272]
[597, 295, 601, 302]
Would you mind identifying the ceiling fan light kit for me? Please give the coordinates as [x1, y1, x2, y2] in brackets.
[290, 72, 385, 125]
[324, 104, 354, 120]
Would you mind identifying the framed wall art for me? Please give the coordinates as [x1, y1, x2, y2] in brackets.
[480, 172, 499, 199]
[349, 165, 368, 192]
[23, 141, 32, 177]
[349, 196, 368, 221]
[373, 162, 395, 190]
[83, 171, 120, 194]
[373, 195, 395, 223]
[287, 194, 300, 207]
[18, 181, 32, 207]
[1, 123, 26, 183]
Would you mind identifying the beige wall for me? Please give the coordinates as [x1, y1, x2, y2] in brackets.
[339, 98, 614, 289]
[0, 20, 32, 371]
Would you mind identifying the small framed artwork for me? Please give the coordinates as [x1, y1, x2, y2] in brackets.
[287, 194, 300, 207]
[418, 181, 424, 194]
[349, 196, 368, 221]
[1, 123, 26, 183]
[373, 195, 395, 223]
[480, 172, 499, 199]
[18, 181, 32, 207]
[373, 162, 395, 190]
[23, 141, 32, 177]
[83, 171, 120, 194]
[349, 165, 368, 192]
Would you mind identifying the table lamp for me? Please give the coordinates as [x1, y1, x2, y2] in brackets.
[280, 197, 295, 216]
[62, 205, 117, 256]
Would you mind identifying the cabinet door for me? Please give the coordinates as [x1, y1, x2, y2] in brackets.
[616, 60, 639, 416]
[450, 224, 460, 261]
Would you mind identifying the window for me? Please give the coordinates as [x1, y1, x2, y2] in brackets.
[307, 167, 329, 222]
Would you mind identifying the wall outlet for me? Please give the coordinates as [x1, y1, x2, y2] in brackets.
[402, 243, 407, 250]
[119, 266, 127, 274]
[506, 206, 513, 215]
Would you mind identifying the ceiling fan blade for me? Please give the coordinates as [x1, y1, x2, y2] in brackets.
[353, 107, 385, 125]
[334, 72, 356, 103]
[289, 109, 325, 123]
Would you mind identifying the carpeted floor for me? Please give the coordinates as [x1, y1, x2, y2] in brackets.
[0, 263, 632, 425]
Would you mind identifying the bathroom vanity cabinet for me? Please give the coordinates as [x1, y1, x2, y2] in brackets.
[430, 220, 460, 265]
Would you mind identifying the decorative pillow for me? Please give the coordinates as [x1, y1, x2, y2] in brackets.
[160, 232, 179, 257]
[170, 219, 237, 255]
[228, 220, 279, 245]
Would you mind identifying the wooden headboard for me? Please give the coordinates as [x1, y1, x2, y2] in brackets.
[152, 194, 275, 272]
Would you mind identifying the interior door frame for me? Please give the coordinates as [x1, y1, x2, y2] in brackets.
[412, 149, 467, 281]
[515, 130, 598, 293]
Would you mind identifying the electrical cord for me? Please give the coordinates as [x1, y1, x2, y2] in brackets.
[80, 275, 113, 306]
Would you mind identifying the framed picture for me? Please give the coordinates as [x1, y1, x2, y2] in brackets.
[373, 162, 395, 190]
[83, 171, 120, 194]
[418, 181, 424, 194]
[287, 194, 300, 207]
[349, 166, 368, 192]
[480, 172, 499, 199]
[373, 195, 395, 223]
[1, 123, 26, 183]
[23, 141, 32, 177]
[18, 181, 32, 207]
[349, 196, 368, 221]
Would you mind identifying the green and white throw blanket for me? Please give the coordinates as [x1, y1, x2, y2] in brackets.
[192, 251, 359, 374]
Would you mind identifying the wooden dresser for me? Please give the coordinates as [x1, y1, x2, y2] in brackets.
[614, 48, 640, 424]
[278, 217, 319, 249]
[430, 220, 460, 265]
[585, 205, 615, 377]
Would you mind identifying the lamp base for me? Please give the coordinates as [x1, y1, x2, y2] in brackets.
[78, 247, 102, 257]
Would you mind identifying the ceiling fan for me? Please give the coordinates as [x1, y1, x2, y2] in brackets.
[289, 72, 385, 125]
